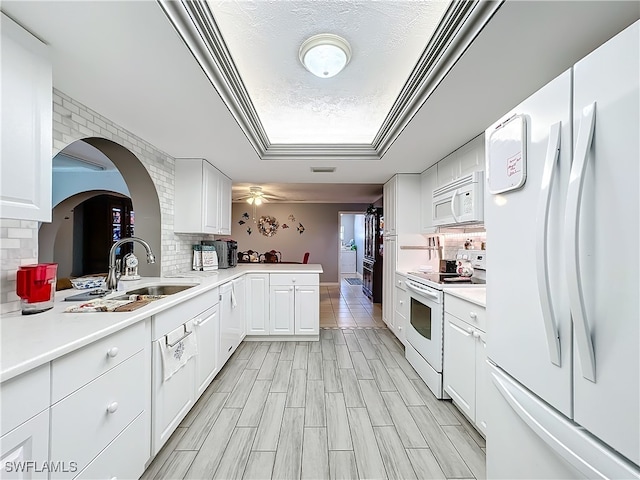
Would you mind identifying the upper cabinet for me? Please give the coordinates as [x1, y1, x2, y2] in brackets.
[421, 134, 485, 233]
[174, 158, 232, 235]
[383, 174, 421, 235]
[420, 165, 437, 233]
[436, 134, 485, 188]
[1, 13, 52, 222]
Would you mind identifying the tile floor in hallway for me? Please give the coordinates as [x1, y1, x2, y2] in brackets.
[141, 277, 486, 480]
[318, 276, 385, 329]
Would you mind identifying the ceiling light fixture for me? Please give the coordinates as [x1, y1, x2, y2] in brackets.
[299, 34, 351, 78]
[245, 186, 266, 222]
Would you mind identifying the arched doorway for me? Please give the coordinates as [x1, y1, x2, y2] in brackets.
[40, 137, 161, 278]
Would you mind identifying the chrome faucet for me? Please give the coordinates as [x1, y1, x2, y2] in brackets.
[106, 237, 156, 290]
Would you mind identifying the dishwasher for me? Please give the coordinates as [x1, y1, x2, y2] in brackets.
[150, 288, 219, 455]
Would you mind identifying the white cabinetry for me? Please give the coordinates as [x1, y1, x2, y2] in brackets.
[0, 364, 50, 479]
[339, 250, 357, 274]
[383, 177, 397, 235]
[0, 410, 50, 479]
[420, 165, 437, 233]
[194, 304, 220, 398]
[0, 13, 52, 222]
[393, 274, 409, 345]
[436, 134, 485, 187]
[382, 237, 397, 329]
[50, 321, 149, 479]
[174, 158, 232, 234]
[232, 276, 246, 340]
[246, 274, 270, 335]
[269, 274, 319, 336]
[443, 294, 487, 435]
[383, 174, 421, 235]
[50, 352, 146, 479]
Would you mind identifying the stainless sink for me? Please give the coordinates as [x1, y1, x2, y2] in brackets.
[124, 284, 197, 296]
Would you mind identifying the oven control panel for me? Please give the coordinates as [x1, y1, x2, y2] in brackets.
[456, 249, 486, 271]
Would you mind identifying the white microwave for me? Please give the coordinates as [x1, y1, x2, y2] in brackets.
[432, 171, 484, 227]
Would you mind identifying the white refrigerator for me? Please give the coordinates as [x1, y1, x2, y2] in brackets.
[484, 21, 639, 479]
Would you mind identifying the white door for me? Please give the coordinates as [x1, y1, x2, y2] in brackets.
[202, 161, 219, 233]
[0, 410, 49, 479]
[270, 286, 294, 335]
[443, 314, 475, 420]
[294, 285, 319, 335]
[485, 70, 573, 417]
[382, 236, 396, 329]
[570, 21, 639, 465]
[232, 277, 246, 340]
[474, 333, 488, 435]
[0, 14, 52, 223]
[246, 274, 269, 335]
[194, 304, 219, 398]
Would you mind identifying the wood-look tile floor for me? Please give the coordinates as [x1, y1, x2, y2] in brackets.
[318, 276, 385, 329]
[141, 327, 486, 480]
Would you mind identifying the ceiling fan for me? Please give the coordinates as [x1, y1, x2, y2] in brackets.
[234, 186, 283, 205]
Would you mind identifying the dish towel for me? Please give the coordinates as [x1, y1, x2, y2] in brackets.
[160, 320, 198, 382]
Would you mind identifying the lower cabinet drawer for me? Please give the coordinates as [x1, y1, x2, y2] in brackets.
[74, 413, 147, 480]
[52, 322, 145, 403]
[50, 351, 145, 478]
[445, 294, 486, 331]
[269, 274, 317, 286]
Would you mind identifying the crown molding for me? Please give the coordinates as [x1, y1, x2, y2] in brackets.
[158, 0, 503, 161]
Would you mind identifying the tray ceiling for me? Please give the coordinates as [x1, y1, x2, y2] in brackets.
[208, 0, 449, 144]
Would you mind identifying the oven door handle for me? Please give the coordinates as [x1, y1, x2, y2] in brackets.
[406, 281, 439, 301]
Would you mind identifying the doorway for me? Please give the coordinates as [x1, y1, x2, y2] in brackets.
[338, 212, 365, 279]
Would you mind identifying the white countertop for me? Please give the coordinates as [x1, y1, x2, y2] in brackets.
[444, 286, 487, 307]
[0, 264, 322, 383]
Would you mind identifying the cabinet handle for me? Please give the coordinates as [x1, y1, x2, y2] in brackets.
[289, 286, 294, 291]
[292, 278, 296, 283]
[466, 327, 474, 335]
[472, 331, 480, 339]
[107, 347, 119, 358]
[107, 402, 119, 414]
[469, 312, 477, 320]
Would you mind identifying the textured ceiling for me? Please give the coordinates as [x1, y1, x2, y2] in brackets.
[208, 0, 448, 144]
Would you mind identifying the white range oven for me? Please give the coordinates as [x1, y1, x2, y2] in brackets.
[404, 249, 486, 399]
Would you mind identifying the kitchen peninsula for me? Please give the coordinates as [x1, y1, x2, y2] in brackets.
[0, 263, 322, 480]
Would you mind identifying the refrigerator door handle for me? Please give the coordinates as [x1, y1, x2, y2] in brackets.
[490, 363, 640, 479]
[565, 102, 597, 382]
[535, 121, 562, 367]
[450, 188, 460, 223]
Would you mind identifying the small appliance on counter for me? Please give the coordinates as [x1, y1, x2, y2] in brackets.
[202, 240, 237, 269]
[192, 244, 218, 271]
[16, 263, 58, 314]
[439, 259, 457, 273]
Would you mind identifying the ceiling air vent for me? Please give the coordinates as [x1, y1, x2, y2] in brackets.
[311, 167, 336, 173]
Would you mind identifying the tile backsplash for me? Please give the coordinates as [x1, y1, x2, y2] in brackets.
[0, 89, 217, 313]
[441, 231, 486, 260]
[0, 220, 39, 313]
